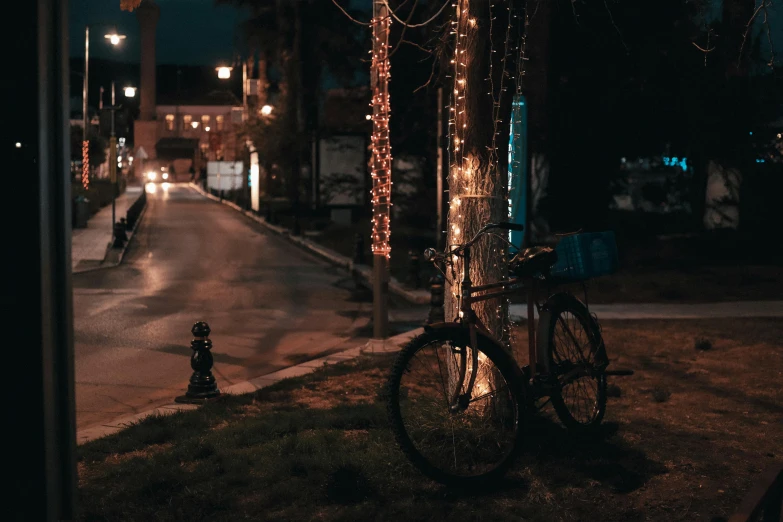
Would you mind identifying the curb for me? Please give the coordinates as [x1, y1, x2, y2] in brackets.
[76, 326, 423, 445]
[188, 183, 430, 305]
[72, 189, 148, 274]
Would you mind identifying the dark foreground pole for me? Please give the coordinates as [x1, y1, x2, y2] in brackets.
[8, 0, 77, 519]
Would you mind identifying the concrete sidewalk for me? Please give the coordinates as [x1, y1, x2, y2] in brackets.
[508, 301, 783, 320]
[72, 185, 142, 273]
[76, 326, 423, 445]
[383, 301, 783, 324]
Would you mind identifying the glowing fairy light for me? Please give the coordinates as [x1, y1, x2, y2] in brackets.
[444, 0, 520, 348]
[369, 4, 392, 258]
[82, 140, 90, 190]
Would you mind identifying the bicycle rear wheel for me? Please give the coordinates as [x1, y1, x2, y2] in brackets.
[539, 293, 607, 434]
[387, 328, 524, 486]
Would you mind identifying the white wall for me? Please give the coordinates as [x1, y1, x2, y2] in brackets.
[318, 135, 365, 205]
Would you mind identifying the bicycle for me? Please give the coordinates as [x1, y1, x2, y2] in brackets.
[387, 222, 633, 486]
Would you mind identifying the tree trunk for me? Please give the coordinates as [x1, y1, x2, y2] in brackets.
[446, 1, 519, 344]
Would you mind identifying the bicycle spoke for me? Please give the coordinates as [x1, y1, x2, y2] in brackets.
[395, 337, 519, 479]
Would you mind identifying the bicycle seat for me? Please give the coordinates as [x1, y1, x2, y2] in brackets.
[510, 246, 558, 277]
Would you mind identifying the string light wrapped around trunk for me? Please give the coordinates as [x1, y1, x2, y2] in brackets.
[370, 5, 392, 258]
[82, 140, 90, 190]
[445, 1, 519, 345]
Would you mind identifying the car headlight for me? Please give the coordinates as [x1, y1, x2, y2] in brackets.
[147, 172, 156, 180]
[162, 172, 169, 180]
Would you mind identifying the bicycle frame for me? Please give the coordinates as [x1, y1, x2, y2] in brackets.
[456, 246, 541, 390]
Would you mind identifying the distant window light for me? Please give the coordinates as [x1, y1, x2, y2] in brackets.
[202, 115, 210, 127]
[165, 114, 175, 131]
[216, 115, 224, 131]
[183, 114, 192, 128]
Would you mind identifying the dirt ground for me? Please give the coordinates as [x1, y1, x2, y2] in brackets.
[78, 318, 783, 521]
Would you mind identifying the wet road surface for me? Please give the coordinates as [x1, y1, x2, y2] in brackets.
[74, 183, 389, 430]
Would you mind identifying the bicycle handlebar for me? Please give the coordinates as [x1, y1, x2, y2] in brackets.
[423, 222, 524, 264]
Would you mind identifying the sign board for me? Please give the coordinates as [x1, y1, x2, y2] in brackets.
[508, 94, 528, 249]
[318, 135, 366, 206]
[207, 161, 244, 191]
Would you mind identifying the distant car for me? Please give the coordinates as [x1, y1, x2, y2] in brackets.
[145, 169, 171, 183]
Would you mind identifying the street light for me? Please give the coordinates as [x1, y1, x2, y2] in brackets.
[105, 33, 126, 46]
[82, 25, 126, 190]
[105, 80, 136, 243]
[261, 104, 273, 116]
[216, 66, 233, 79]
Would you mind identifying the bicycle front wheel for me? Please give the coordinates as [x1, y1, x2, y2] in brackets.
[387, 328, 524, 486]
[539, 293, 608, 434]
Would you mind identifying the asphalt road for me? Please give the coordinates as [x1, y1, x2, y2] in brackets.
[73, 183, 409, 430]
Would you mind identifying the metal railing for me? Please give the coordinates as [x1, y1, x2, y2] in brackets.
[125, 189, 147, 230]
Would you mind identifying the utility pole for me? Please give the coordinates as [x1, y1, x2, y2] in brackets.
[109, 82, 118, 234]
[11, 0, 76, 518]
[288, 0, 303, 235]
[370, 0, 391, 339]
[82, 26, 90, 189]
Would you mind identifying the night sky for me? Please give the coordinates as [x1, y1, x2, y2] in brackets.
[69, 0, 780, 67]
[69, 0, 244, 65]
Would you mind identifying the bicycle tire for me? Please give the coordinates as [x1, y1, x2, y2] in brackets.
[538, 292, 608, 434]
[387, 327, 525, 486]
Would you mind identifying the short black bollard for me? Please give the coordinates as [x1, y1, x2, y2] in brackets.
[427, 274, 445, 324]
[121, 216, 131, 231]
[175, 321, 221, 404]
[407, 249, 421, 288]
[112, 221, 128, 248]
[353, 233, 365, 265]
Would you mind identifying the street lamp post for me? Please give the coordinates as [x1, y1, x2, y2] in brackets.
[109, 84, 137, 242]
[82, 26, 125, 190]
[216, 63, 251, 208]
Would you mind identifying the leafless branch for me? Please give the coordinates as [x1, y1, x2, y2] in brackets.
[400, 39, 433, 54]
[388, 0, 420, 59]
[762, 1, 776, 68]
[738, 1, 765, 69]
[691, 42, 714, 53]
[330, 0, 371, 25]
[602, 0, 628, 52]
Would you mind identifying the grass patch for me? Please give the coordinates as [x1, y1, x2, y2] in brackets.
[695, 337, 713, 351]
[651, 386, 672, 403]
[79, 320, 783, 521]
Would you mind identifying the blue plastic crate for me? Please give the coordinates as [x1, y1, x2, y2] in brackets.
[550, 231, 619, 282]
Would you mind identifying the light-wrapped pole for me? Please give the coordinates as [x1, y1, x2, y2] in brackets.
[370, 0, 392, 338]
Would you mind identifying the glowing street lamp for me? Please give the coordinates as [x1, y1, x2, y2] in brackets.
[124, 86, 137, 98]
[82, 26, 126, 191]
[260, 104, 274, 116]
[216, 66, 233, 79]
[105, 33, 126, 46]
[191, 121, 199, 129]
